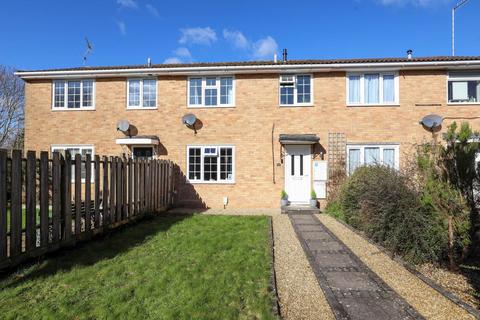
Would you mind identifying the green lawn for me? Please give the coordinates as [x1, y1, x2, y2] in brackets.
[0, 214, 276, 319]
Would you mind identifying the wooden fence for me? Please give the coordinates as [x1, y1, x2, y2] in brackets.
[0, 149, 174, 270]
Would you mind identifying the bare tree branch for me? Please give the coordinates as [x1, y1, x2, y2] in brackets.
[0, 66, 24, 149]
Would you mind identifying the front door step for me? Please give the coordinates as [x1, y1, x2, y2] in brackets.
[281, 205, 319, 215]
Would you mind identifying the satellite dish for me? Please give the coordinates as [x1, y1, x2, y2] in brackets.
[182, 114, 197, 127]
[420, 114, 443, 131]
[117, 120, 130, 132]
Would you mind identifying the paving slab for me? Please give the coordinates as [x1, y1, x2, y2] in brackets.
[289, 214, 423, 320]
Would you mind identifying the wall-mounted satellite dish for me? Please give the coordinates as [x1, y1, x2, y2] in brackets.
[182, 114, 197, 127]
[420, 114, 443, 132]
[117, 120, 131, 136]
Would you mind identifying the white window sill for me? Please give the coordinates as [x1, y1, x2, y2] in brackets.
[188, 180, 235, 184]
[126, 106, 158, 110]
[279, 104, 314, 108]
[347, 103, 400, 107]
[447, 102, 480, 106]
[187, 105, 235, 109]
[51, 107, 95, 111]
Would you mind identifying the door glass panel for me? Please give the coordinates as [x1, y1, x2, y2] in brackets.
[300, 154, 303, 175]
[291, 155, 295, 176]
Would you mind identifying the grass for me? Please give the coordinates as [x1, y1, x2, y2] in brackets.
[323, 200, 345, 221]
[0, 214, 276, 319]
[6, 208, 43, 231]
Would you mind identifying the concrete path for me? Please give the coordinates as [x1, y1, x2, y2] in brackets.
[289, 214, 424, 320]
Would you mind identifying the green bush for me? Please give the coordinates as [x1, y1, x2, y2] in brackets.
[324, 199, 345, 221]
[338, 165, 447, 264]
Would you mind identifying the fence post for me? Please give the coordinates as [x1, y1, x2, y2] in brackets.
[116, 157, 121, 222]
[62, 152, 72, 243]
[134, 159, 139, 216]
[39, 151, 49, 249]
[94, 155, 100, 229]
[109, 157, 116, 224]
[74, 154, 82, 238]
[25, 151, 36, 252]
[85, 154, 92, 238]
[102, 156, 109, 228]
[128, 158, 132, 219]
[10, 150, 22, 257]
[52, 152, 61, 243]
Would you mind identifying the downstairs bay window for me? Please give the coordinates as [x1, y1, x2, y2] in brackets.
[187, 146, 235, 183]
[51, 145, 94, 182]
[347, 144, 399, 175]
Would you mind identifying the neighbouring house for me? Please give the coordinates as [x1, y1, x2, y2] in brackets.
[15, 52, 480, 209]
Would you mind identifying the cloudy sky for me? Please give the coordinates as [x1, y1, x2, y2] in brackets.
[0, 0, 478, 70]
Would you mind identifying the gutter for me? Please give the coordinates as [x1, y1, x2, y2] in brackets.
[14, 60, 480, 79]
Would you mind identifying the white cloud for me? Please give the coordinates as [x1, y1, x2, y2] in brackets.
[223, 29, 250, 50]
[163, 57, 183, 64]
[117, 0, 137, 9]
[377, 0, 449, 6]
[174, 47, 192, 58]
[145, 4, 159, 17]
[252, 36, 278, 59]
[179, 27, 217, 45]
[117, 21, 126, 35]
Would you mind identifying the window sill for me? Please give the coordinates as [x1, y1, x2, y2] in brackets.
[279, 104, 314, 108]
[126, 107, 158, 110]
[187, 180, 235, 185]
[187, 105, 236, 109]
[51, 107, 96, 111]
[347, 104, 400, 107]
[447, 103, 480, 106]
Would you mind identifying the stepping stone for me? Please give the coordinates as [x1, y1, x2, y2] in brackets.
[324, 271, 380, 291]
[306, 239, 344, 251]
[314, 252, 357, 268]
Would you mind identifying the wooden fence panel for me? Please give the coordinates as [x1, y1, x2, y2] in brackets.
[0, 150, 6, 262]
[39, 151, 49, 248]
[84, 154, 92, 238]
[0, 150, 175, 270]
[52, 152, 61, 243]
[25, 151, 36, 252]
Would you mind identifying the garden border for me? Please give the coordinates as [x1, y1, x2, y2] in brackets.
[324, 214, 480, 319]
[268, 216, 282, 319]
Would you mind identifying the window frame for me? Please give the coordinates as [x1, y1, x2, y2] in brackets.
[51, 80, 96, 111]
[186, 145, 235, 184]
[447, 72, 480, 105]
[346, 72, 399, 106]
[346, 144, 400, 175]
[50, 144, 95, 182]
[278, 74, 314, 107]
[126, 78, 158, 110]
[131, 145, 155, 160]
[187, 76, 235, 108]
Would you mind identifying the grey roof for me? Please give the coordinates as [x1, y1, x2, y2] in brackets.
[122, 135, 159, 140]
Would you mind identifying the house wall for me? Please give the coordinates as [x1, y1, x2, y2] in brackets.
[24, 70, 480, 208]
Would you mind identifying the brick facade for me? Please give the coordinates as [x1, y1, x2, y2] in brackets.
[24, 70, 480, 208]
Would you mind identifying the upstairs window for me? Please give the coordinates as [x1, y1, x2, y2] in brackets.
[127, 79, 157, 109]
[347, 72, 398, 105]
[188, 76, 235, 107]
[448, 72, 480, 104]
[187, 146, 235, 183]
[53, 80, 95, 110]
[347, 144, 399, 175]
[279, 74, 312, 106]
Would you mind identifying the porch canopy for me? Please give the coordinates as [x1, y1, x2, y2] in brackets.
[115, 135, 160, 145]
[279, 134, 319, 145]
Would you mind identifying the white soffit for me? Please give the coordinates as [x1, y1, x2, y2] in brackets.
[116, 138, 159, 145]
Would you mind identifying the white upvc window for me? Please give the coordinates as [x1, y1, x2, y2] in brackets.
[279, 74, 313, 106]
[127, 78, 157, 109]
[186, 145, 235, 183]
[447, 72, 480, 104]
[346, 144, 399, 175]
[188, 76, 235, 108]
[346, 72, 399, 106]
[52, 80, 95, 110]
[51, 145, 94, 182]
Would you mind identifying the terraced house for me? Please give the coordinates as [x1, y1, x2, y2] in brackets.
[16, 52, 480, 209]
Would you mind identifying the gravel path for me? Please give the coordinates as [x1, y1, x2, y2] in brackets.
[318, 214, 476, 320]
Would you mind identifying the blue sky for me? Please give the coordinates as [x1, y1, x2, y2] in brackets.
[0, 0, 478, 70]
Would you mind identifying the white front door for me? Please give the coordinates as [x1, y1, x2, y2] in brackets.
[284, 145, 311, 204]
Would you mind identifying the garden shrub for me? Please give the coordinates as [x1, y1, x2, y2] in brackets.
[324, 199, 345, 221]
[338, 165, 447, 264]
